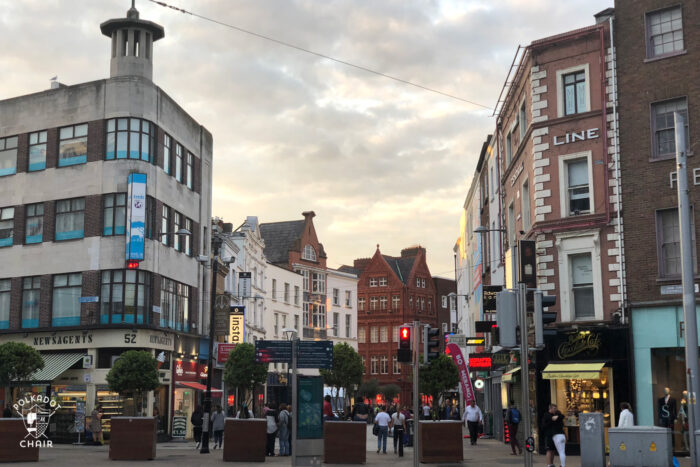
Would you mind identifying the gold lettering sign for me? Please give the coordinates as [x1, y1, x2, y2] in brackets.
[229, 313, 244, 344]
[557, 332, 601, 359]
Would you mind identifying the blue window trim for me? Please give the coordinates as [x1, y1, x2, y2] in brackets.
[28, 161, 46, 172]
[0, 167, 17, 176]
[25, 235, 42, 244]
[0, 238, 13, 247]
[0, 320, 8, 329]
[55, 230, 84, 241]
[58, 155, 87, 167]
[21, 318, 39, 328]
[52, 316, 81, 327]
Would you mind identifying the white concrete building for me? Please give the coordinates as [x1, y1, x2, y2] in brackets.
[326, 268, 358, 350]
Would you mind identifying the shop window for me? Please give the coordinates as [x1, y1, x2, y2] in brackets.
[105, 118, 152, 161]
[646, 6, 684, 59]
[58, 124, 88, 167]
[22, 276, 41, 328]
[651, 98, 689, 160]
[103, 193, 126, 236]
[28, 131, 47, 171]
[52, 273, 82, 326]
[0, 279, 10, 329]
[0, 136, 18, 176]
[96, 386, 126, 434]
[570, 254, 594, 319]
[55, 198, 85, 241]
[100, 270, 151, 324]
[0, 206, 14, 247]
[651, 347, 690, 452]
[25, 203, 44, 244]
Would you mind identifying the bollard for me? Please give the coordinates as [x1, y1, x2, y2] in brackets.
[579, 413, 605, 467]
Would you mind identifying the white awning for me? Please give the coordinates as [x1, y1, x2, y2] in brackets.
[20, 352, 85, 384]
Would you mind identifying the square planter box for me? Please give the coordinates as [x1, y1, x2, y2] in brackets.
[0, 419, 39, 462]
[324, 421, 366, 464]
[108, 417, 156, 460]
[223, 418, 266, 462]
[418, 421, 463, 463]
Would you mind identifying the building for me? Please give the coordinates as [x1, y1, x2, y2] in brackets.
[432, 277, 456, 350]
[326, 268, 359, 350]
[616, 0, 699, 451]
[350, 245, 437, 405]
[0, 4, 213, 441]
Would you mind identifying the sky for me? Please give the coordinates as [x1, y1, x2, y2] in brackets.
[0, 0, 612, 278]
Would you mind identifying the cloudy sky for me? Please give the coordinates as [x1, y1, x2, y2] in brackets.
[1, 0, 612, 277]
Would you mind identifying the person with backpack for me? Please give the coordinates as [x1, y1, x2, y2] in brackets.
[191, 405, 204, 449]
[265, 403, 279, 456]
[506, 400, 523, 455]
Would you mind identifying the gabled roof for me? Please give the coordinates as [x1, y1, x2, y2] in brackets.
[338, 265, 361, 275]
[259, 220, 305, 265]
[382, 255, 416, 285]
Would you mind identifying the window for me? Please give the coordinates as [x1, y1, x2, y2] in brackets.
[294, 286, 300, 305]
[392, 326, 399, 343]
[0, 136, 18, 176]
[358, 297, 365, 311]
[657, 208, 697, 277]
[173, 212, 183, 252]
[519, 101, 527, 142]
[370, 297, 378, 311]
[380, 356, 388, 375]
[105, 118, 152, 161]
[174, 143, 183, 182]
[393, 356, 400, 374]
[522, 179, 531, 230]
[415, 277, 420, 287]
[505, 131, 513, 165]
[420, 297, 425, 311]
[272, 279, 277, 299]
[409, 296, 413, 309]
[163, 134, 171, 174]
[28, 131, 47, 172]
[302, 244, 317, 261]
[58, 124, 88, 167]
[25, 203, 44, 244]
[274, 313, 279, 336]
[379, 277, 387, 286]
[392, 295, 400, 310]
[370, 326, 378, 343]
[301, 269, 309, 292]
[646, 6, 684, 58]
[370, 277, 378, 287]
[160, 277, 191, 331]
[310, 303, 325, 328]
[345, 290, 351, 307]
[358, 327, 366, 343]
[186, 152, 194, 190]
[0, 207, 14, 247]
[442, 295, 447, 308]
[333, 288, 339, 305]
[333, 312, 339, 336]
[282, 314, 287, 330]
[450, 296, 456, 311]
[345, 314, 351, 338]
[380, 326, 388, 342]
[379, 296, 387, 310]
[161, 205, 170, 246]
[22, 277, 41, 328]
[100, 270, 151, 324]
[52, 273, 82, 326]
[103, 193, 126, 236]
[652, 98, 689, 160]
[0, 279, 9, 329]
[371, 357, 378, 375]
[312, 273, 325, 293]
[294, 314, 299, 331]
[55, 198, 85, 241]
[566, 159, 591, 215]
[284, 283, 290, 302]
[570, 254, 594, 319]
[427, 298, 432, 312]
[421, 278, 426, 288]
[563, 71, 587, 116]
[184, 218, 192, 256]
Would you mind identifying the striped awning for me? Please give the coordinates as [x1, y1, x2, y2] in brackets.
[542, 362, 605, 380]
[19, 352, 85, 384]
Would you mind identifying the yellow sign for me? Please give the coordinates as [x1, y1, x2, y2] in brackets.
[466, 338, 486, 345]
[649, 442, 656, 452]
[229, 312, 244, 344]
[619, 442, 626, 451]
[505, 248, 514, 290]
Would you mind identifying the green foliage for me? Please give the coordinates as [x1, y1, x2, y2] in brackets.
[320, 343, 364, 405]
[0, 342, 44, 386]
[223, 343, 267, 394]
[419, 354, 459, 406]
[379, 384, 401, 404]
[356, 378, 380, 400]
[106, 350, 160, 398]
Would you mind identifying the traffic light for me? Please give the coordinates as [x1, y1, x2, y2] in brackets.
[525, 436, 535, 452]
[519, 240, 537, 288]
[397, 325, 412, 363]
[496, 290, 517, 348]
[423, 326, 441, 363]
[534, 290, 557, 347]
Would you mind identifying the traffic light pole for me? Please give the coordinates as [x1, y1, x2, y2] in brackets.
[518, 282, 532, 467]
[413, 320, 420, 467]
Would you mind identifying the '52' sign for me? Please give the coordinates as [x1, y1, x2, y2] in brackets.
[124, 333, 137, 344]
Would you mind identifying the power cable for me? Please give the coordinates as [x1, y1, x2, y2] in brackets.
[147, 0, 493, 110]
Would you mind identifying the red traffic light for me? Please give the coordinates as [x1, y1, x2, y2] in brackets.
[127, 260, 140, 269]
[400, 327, 410, 341]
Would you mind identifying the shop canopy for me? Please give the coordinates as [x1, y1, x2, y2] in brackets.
[501, 367, 520, 383]
[542, 362, 605, 380]
[176, 381, 222, 393]
[14, 352, 85, 385]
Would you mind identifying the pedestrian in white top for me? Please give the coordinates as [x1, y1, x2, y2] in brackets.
[618, 402, 634, 427]
[374, 406, 392, 454]
[391, 407, 407, 457]
[422, 404, 431, 420]
[462, 400, 483, 445]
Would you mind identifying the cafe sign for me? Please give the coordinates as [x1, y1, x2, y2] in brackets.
[557, 331, 601, 359]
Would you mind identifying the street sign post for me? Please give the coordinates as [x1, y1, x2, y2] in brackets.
[255, 340, 293, 363]
[297, 340, 334, 369]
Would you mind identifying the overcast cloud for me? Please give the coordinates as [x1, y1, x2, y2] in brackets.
[1, 0, 612, 277]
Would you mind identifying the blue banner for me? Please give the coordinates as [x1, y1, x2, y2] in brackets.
[126, 173, 147, 261]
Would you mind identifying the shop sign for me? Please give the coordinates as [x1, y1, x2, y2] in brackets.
[557, 332, 602, 359]
[468, 354, 493, 370]
[483, 286, 502, 313]
[509, 162, 524, 187]
[0, 329, 174, 351]
[229, 308, 245, 344]
[172, 416, 187, 438]
[125, 173, 147, 261]
[491, 352, 510, 368]
[217, 343, 237, 364]
[553, 128, 599, 146]
[173, 359, 208, 382]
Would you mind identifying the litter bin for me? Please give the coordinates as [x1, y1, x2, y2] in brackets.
[609, 426, 672, 467]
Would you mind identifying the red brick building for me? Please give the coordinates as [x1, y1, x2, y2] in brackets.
[343, 246, 437, 404]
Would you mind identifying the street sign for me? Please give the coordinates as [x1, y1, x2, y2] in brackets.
[297, 376, 323, 439]
[238, 272, 251, 298]
[448, 334, 466, 347]
[297, 340, 334, 369]
[78, 296, 99, 303]
[255, 340, 293, 363]
[483, 285, 502, 313]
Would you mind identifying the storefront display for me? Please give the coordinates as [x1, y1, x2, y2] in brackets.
[96, 386, 125, 435]
[650, 348, 692, 452]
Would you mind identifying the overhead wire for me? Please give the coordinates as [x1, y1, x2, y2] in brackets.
[147, 0, 493, 111]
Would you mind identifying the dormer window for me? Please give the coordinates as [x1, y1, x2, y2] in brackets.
[302, 244, 317, 261]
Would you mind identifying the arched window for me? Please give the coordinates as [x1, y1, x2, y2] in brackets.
[302, 244, 317, 261]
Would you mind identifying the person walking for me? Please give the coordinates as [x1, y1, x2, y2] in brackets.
[90, 405, 104, 445]
[373, 405, 391, 454]
[422, 403, 431, 420]
[191, 405, 204, 449]
[391, 405, 407, 456]
[506, 400, 523, 455]
[618, 402, 634, 427]
[278, 403, 291, 456]
[211, 405, 225, 449]
[265, 404, 279, 456]
[462, 400, 483, 445]
[542, 404, 566, 467]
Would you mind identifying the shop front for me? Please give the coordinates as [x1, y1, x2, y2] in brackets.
[535, 326, 631, 455]
[172, 358, 221, 439]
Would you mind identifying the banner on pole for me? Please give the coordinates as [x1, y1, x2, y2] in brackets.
[447, 343, 475, 405]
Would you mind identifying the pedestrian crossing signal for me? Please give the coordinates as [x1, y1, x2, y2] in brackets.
[525, 436, 535, 452]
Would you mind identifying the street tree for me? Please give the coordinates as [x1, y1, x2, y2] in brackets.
[419, 354, 459, 415]
[356, 378, 380, 401]
[320, 342, 363, 409]
[106, 350, 160, 415]
[223, 343, 267, 412]
[379, 384, 401, 405]
[0, 341, 44, 387]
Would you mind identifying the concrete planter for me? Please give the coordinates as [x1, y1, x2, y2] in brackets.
[108, 417, 156, 460]
[418, 421, 463, 463]
[0, 419, 39, 462]
[324, 421, 366, 464]
[223, 418, 266, 462]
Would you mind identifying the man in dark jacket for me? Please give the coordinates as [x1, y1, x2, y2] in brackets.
[191, 405, 204, 449]
[505, 401, 523, 455]
[542, 404, 566, 467]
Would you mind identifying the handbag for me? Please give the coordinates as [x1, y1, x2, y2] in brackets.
[373, 424, 379, 436]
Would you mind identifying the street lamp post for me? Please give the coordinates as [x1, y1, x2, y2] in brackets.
[282, 328, 298, 466]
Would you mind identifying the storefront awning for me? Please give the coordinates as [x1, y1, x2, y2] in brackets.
[176, 381, 222, 393]
[16, 352, 85, 385]
[502, 367, 520, 383]
[542, 362, 605, 380]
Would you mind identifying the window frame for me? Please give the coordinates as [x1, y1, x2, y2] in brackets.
[161, 205, 170, 246]
[522, 178, 531, 231]
[51, 273, 82, 327]
[656, 207, 697, 278]
[556, 232, 604, 322]
[332, 288, 339, 305]
[25, 203, 44, 244]
[345, 314, 351, 338]
[0, 136, 18, 176]
[302, 244, 317, 261]
[558, 151, 594, 218]
[174, 143, 183, 182]
[55, 198, 85, 241]
[0, 279, 10, 329]
[556, 64, 590, 118]
[22, 276, 41, 328]
[186, 152, 194, 190]
[0, 206, 15, 247]
[100, 269, 151, 325]
[28, 131, 47, 172]
[105, 118, 153, 162]
[163, 134, 172, 175]
[58, 123, 88, 167]
[103, 193, 127, 236]
[645, 5, 685, 59]
[650, 97, 690, 161]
